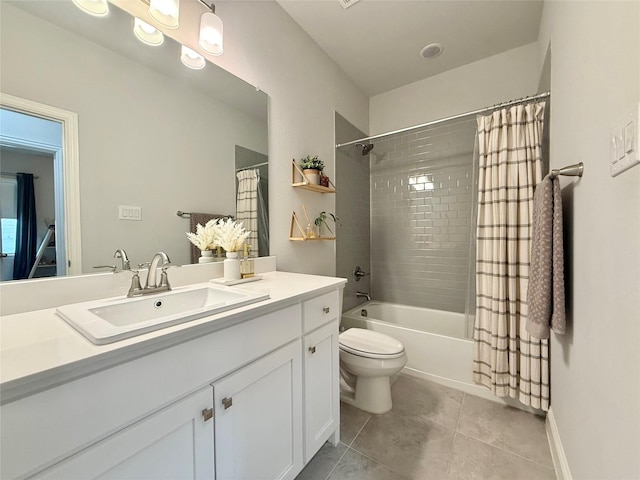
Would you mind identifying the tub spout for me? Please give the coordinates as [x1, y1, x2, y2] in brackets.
[356, 291, 371, 301]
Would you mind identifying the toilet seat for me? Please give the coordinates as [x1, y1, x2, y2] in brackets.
[339, 329, 405, 360]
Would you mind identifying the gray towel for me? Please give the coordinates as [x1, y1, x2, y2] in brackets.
[526, 175, 566, 339]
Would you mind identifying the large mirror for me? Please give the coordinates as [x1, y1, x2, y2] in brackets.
[0, 0, 269, 281]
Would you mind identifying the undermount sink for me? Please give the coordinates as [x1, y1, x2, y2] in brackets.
[56, 283, 270, 345]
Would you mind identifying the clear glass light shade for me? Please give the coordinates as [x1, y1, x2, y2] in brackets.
[199, 11, 223, 56]
[149, 0, 180, 29]
[181, 46, 205, 70]
[133, 18, 164, 46]
[71, 0, 109, 17]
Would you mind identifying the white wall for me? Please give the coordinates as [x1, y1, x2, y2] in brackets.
[538, 2, 640, 478]
[110, 0, 370, 277]
[1, 3, 267, 271]
[370, 42, 540, 135]
[211, 1, 369, 276]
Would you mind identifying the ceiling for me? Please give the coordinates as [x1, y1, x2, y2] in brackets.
[277, 0, 544, 97]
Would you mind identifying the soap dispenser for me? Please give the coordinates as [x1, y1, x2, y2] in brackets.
[240, 244, 255, 279]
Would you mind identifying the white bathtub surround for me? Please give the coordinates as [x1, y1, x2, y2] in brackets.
[473, 101, 549, 411]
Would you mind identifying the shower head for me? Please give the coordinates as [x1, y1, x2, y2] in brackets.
[356, 143, 374, 156]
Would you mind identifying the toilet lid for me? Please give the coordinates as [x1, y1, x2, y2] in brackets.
[339, 329, 405, 357]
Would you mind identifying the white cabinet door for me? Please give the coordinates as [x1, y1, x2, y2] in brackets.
[34, 387, 215, 480]
[213, 340, 303, 480]
[303, 320, 339, 462]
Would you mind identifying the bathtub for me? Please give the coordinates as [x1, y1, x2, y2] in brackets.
[341, 301, 491, 399]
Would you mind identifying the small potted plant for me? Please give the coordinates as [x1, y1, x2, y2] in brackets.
[314, 211, 339, 238]
[299, 155, 324, 185]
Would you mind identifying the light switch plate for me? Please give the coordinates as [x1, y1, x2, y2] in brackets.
[118, 205, 142, 221]
[610, 102, 640, 177]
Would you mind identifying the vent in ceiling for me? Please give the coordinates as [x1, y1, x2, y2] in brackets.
[338, 0, 361, 9]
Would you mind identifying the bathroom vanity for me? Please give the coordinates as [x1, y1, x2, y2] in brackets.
[0, 271, 345, 480]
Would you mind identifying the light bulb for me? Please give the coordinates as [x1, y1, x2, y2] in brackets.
[181, 46, 205, 70]
[198, 8, 223, 56]
[149, 0, 180, 29]
[72, 0, 109, 17]
[133, 18, 164, 46]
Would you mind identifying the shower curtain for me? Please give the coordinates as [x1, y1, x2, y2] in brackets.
[236, 169, 259, 253]
[472, 101, 549, 411]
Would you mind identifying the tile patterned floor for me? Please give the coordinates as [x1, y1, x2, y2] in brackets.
[296, 374, 556, 480]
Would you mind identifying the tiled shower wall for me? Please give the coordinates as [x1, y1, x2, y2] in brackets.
[335, 113, 370, 312]
[370, 118, 477, 313]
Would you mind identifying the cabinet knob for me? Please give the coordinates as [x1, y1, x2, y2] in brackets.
[202, 408, 214, 422]
[323, 307, 330, 314]
[222, 397, 233, 410]
[309, 346, 316, 354]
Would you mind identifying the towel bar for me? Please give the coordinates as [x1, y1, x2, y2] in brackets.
[550, 162, 584, 179]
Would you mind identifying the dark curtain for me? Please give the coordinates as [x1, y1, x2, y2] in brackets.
[13, 173, 37, 280]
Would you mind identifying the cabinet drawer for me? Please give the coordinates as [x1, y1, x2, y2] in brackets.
[302, 291, 339, 333]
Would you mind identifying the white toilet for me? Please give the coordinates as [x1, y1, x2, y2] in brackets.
[339, 328, 408, 414]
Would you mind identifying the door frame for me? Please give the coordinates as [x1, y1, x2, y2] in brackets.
[0, 93, 82, 275]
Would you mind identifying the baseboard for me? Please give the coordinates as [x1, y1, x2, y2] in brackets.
[546, 407, 572, 480]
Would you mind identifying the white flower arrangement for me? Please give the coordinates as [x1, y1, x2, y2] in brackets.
[186, 219, 218, 251]
[211, 218, 251, 253]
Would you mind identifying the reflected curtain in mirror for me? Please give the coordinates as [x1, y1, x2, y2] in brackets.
[235, 169, 259, 254]
[13, 173, 37, 280]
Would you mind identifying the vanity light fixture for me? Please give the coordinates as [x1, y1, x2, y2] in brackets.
[198, 3, 223, 56]
[133, 18, 164, 46]
[149, 0, 180, 29]
[71, 0, 109, 17]
[181, 45, 206, 70]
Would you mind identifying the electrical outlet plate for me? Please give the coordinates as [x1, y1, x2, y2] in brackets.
[610, 102, 640, 177]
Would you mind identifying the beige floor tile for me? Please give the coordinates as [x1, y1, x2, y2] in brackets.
[447, 433, 556, 480]
[340, 402, 371, 446]
[328, 449, 408, 480]
[457, 394, 553, 468]
[391, 374, 464, 429]
[351, 410, 455, 479]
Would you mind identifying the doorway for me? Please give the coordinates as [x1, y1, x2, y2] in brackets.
[0, 93, 81, 279]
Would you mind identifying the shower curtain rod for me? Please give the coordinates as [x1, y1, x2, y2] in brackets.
[335, 91, 550, 148]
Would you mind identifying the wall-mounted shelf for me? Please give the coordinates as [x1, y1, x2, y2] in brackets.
[289, 209, 335, 242]
[289, 236, 336, 241]
[291, 160, 336, 194]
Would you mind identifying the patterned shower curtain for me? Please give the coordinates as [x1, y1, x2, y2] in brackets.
[236, 169, 259, 253]
[472, 101, 549, 411]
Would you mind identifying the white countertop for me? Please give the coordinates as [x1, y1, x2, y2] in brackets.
[0, 271, 346, 403]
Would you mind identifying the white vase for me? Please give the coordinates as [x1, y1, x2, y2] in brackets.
[199, 250, 214, 263]
[224, 251, 241, 280]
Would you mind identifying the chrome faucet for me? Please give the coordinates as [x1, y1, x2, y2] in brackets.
[127, 252, 179, 297]
[114, 249, 131, 270]
[356, 291, 371, 301]
[146, 252, 171, 289]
